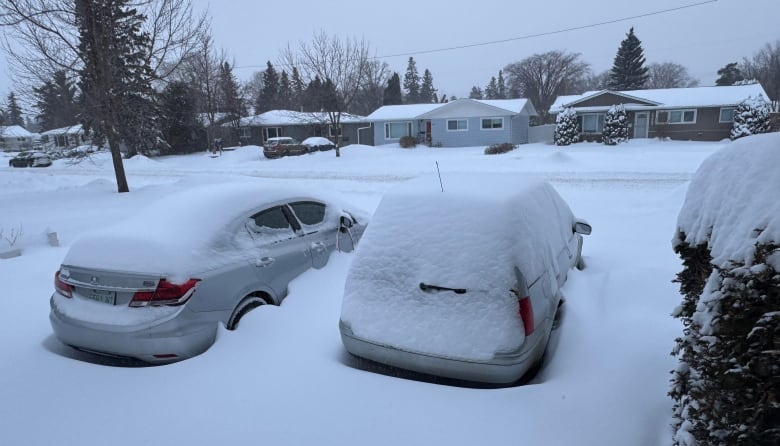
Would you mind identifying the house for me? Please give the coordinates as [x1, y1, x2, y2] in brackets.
[0, 125, 34, 151]
[550, 84, 770, 141]
[40, 124, 87, 150]
[367, 98, 537, 147]
[228, 110, 373, 147]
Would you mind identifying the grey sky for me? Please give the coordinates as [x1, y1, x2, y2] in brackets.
[1, 0, 778, 110]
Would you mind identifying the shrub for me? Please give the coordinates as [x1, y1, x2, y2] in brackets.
[484, 143, 516, 155]
[399, 136, 416, 148]
[602, 104, 629, 146]
[731, 95, 771, 140]
[554, 107, 579, 146]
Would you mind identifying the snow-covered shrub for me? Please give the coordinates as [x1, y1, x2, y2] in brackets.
[484, 143, 516, 155]
[670, 133, 780, 446]
[554, 107, 579, 146]
[399, 136, 416, 148]
[730, 95, 771, 140]
[602, 104, 629, 146]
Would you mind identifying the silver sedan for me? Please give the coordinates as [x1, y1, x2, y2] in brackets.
[50, 182, 366, 364]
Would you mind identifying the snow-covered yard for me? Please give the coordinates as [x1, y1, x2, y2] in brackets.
[0, 139, 724, 445]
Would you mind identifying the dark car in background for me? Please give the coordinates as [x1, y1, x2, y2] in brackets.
[302, 137, 336, 152]
[9, 151, 53, 168]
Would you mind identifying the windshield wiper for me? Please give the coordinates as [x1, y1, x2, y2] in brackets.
[419, 282, 467, 294]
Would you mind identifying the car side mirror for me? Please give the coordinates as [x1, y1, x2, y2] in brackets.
[574, 220, 592, 235]
[339, 215, 354, 233]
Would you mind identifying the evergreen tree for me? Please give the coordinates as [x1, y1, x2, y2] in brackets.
[33, 70, 79, 130]
[496, 70, 507, 99]
[554, 107, 579, 146]
[485, 77, 498, 99]
[468, 86, 483, 99]
[608, 27, 649, 90]
[278, 70, 292, 108]
[218, 62, 244, 120]
[730, 95, 771, 140]
[716, 62, 744, 86]
[403, 57, 420, 103]
[419, 69, 436, 103]
[160, 81, 202, 154]
[290, 66, 305, 111]
[383, 72, 403, 105]
[6, 93, 24, 127]
[255, 61, 280, 113]
[602, 104, 629, 145]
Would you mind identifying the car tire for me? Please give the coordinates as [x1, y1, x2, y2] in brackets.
[227, 294, 270, 330]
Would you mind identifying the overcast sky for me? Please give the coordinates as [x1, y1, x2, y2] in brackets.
[1, 0, 778, 112]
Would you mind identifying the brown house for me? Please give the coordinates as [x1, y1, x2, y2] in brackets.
[551, 84, 771, 142]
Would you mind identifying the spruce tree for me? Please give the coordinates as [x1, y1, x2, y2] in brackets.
[485, 77, 498, 99]
[34, 71, 79, 130]
[302, 75, 323, 112]
[602, 104, 629, 145]
[468, 86, 483, 99]
[256, 61, 280, 113]
[290, 66, 305, 111]
[419, 69, 435, 103]
[730, 96, 771, 140]
[383, 72, 402, 105]
[554, 107, 579, 146]
[6, 93, 24, 127]
[608, 27, 649, 91]
[160, 81, 201, 154]
[496, 70, 507, 99]
[218, 62, 244, 120]
[403, 57, 420, 103]
[716, 62, 744, 86]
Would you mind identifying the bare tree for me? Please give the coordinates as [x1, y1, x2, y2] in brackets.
[351, 59, 390, 116]
[645, 62, 699, 89]
[581, 70, 611, 92]
[742, 40, 780, 111]
[281, 31, 371, 157]
[504, 50, 590, 123]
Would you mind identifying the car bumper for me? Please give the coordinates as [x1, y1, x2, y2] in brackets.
[339, 320, 535, 385]
[50, 295, 217, 364]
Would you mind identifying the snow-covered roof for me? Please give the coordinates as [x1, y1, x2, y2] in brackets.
[551, 84, 770, 113]
[417, 98, 537, 119]
[40, 124, 83, 136]
[0, 125, 33, 138]
[235, 110, 368, 127]
[365, 103, 444, 121]
[367, 98, 536, 121]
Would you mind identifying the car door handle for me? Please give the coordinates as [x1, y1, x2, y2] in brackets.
[311, 241, 327, 252]
[255, 257, 275, 267]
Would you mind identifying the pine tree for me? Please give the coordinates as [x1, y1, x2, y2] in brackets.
[496, 70, 507, 99]
[716, 62, 744, 86]
[602, 104, 629, 145]
[160, 81, 201, 154]
[485, 77, 498, 99]
[609, 27, 649, 91]
[278, 70, 292, 108]
[403, 57, 420, 103]
[554, 107, 579, 146]
[6, 93, 24, 127]
[383, 72, 402, 105]
[34, 70, 79, 130]
[256, 61, 280, 113]
[218, 62, 244, 120]
[419, 69, 435, 103]
[730, 95, 771, 140]
[290, 66, 305, 111]
[468, 86, 483, 99]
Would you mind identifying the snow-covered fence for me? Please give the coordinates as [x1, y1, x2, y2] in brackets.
[529, 124, 555, 144]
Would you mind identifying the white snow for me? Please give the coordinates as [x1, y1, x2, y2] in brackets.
[302, 136, 334, 146]
[0, 125, 33, 138]
[0, 136, 751, 445]
[237, 110, 367, 127]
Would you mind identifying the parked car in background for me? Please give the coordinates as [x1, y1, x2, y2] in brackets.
[302, 136, 336, 152]
[340, 173, 591, 385]
[8, 151, 53, 167]
[50, 181, 368, 364]
[263, 137, 310, 159]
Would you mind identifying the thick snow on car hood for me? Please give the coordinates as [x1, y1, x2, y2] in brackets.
[341, 174, 567, 361]
[62, 181, 338, 281]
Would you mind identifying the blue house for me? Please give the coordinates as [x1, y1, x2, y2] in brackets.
[367, 98, 537, 147]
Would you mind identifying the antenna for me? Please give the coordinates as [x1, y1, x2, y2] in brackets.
[436, 161, 444, 192]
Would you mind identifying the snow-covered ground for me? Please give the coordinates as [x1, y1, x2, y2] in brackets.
[0, 139, 724, 445]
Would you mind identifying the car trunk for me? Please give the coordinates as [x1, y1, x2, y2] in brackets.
[60, 265, 161, 307]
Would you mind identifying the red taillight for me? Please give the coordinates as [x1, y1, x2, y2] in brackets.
[54, 271, 73, 298]
[518, 296, 534, 336]
[129, 278, 199, 308]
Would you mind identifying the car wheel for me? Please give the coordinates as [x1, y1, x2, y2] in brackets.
[227, 294, 270, 330]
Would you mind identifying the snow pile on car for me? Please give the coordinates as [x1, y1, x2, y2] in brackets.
[341, 173, 572, 360]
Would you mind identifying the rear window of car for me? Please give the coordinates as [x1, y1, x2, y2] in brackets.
[290, 201, 326, 226]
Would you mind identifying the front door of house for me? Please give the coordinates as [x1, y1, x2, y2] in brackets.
[634, 112, 649, 138]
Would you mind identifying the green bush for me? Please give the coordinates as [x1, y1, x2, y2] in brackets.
[484, 143, 516, 155]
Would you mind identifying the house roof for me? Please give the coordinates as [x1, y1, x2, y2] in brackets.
[40, 124, 83, 136]
[550, 84, 770, 113]
[234, 110, 368, 127]
[0, 125, 33, 138]
[367, 98, 536, 121]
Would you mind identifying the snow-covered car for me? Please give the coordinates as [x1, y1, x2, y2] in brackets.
[302, 136, 336, 152]
[50, 182, 368, 364]
[263, 137, 310, 159]
[339, 173, 591, 385]
[8, 151, 53, 167]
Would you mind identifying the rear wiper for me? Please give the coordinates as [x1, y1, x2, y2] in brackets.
[419, 282, 467, 294]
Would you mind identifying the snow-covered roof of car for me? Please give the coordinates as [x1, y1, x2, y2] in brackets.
[302, 137, 333, 146]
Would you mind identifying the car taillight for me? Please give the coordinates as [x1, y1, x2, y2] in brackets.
[54, 271, 73, 298]
[518, 296, 534, 336]
[129, 278, 200, 308]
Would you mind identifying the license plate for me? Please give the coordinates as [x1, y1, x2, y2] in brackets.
[87, 288, 117, 305]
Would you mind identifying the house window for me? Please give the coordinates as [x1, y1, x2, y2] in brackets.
[384, 122, 412, 139]
[263, 127, 282, 141]
[240, 127, 251, 138]
[481, 117, 504, 130]
[447, 119, 468, 131]
[329, 125, 342, 137]
[657, 109, 696, 124]
[581, 113, 605, 133]
[719, 107, 736, 123]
